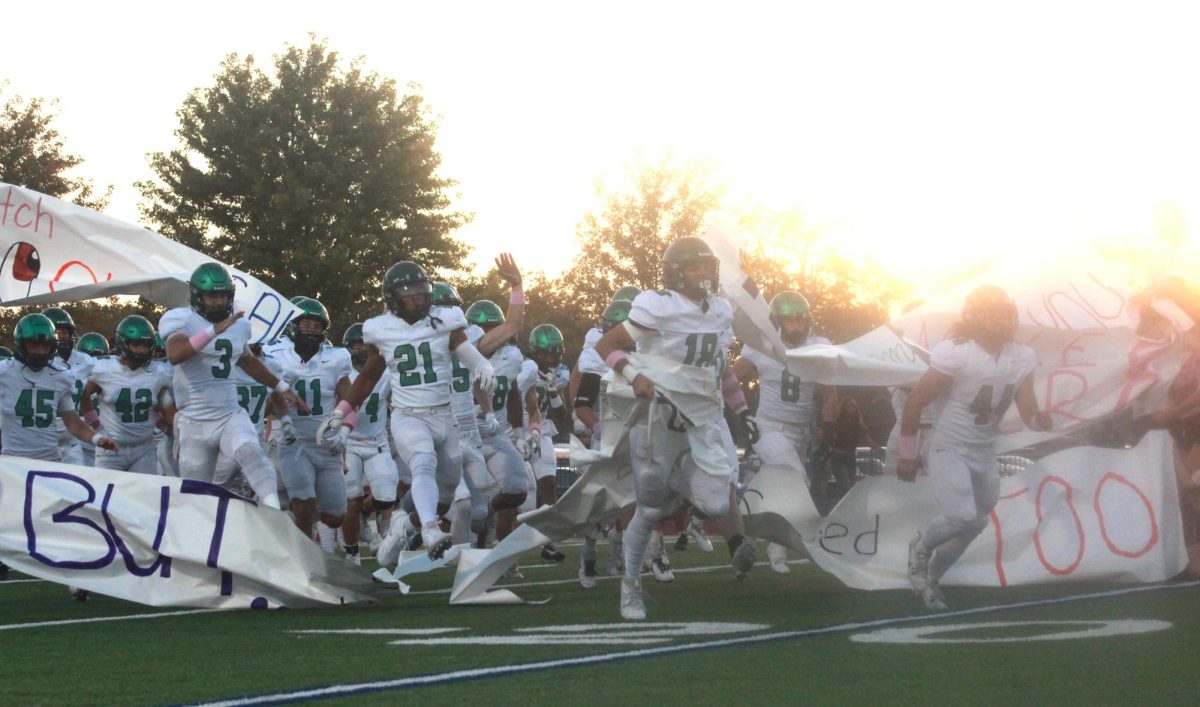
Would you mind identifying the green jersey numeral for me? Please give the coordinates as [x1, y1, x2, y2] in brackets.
[395, 342, 438, 387]
[15, 389, 56, 428]
[115, 387, 155, 424]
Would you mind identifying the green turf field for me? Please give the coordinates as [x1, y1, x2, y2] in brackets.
[2, 539, 1197, 705]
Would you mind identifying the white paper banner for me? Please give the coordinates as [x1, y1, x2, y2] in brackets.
[0, 183, 298, 342]
[0, 457, 391, 608]
[792, 431, 1186, 590]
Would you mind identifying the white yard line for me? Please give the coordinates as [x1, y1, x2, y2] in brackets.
[191, 580, 1200, 706]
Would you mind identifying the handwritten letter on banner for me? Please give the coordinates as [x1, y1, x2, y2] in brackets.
[0, 457, 386, 608]
[0, 183, 297, 342]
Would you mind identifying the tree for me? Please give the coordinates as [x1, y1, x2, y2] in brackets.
[737, 207, 910, 342]
[556, 155, 725, 324]
[0, 83, 111, 210]
[137, 38, 469, 323]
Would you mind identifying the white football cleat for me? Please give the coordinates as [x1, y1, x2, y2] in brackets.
[767, 542, 790, 574]
[650, 553, 674, 583]
[375, 524, 406, 568]
[421, 522, 453, 561]
[921, 583, 948, 611]
[688, 518, 714, 553]
[346, 553, 362, 567]
[620, 576, 646, 620]
[908, 534, 931, 593]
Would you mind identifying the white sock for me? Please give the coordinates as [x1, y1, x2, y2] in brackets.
[623, 514, 653, 580]
[316, 522, 337, 553]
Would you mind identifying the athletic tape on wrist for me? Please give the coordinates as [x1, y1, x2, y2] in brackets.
[188, 325, 216, 352]
[509, 289, 525, 305]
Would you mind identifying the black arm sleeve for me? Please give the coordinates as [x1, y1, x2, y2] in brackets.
[574, 372, 602, 409]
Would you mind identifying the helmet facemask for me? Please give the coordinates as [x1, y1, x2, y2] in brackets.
[388, 281, 433, 324]
[293, 317, 327, 361]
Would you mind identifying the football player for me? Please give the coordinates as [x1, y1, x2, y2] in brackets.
[528, 324, 572, 562]
[159, 262, 306, 511]
[80, 316, 172, 475]
[321, 261, 496, 561]
[212, 341, 287, 499]
[272, 297, 353, 542]
[465, 299, 533, 569]
[340, 322, 398, 565]
[595, 237, 755, 620]
[898, 285, 1050, 610]
[573, 298, 635, 587]
[43, 307, 93, 465]
[731, 291, 838, 573]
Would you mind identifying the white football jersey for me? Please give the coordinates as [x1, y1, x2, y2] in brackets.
[89, 357, 173, 444]
[740, 338, 829, 426]
[0, 359, 77, 459]
[52, 349, 97, 445]
[531, 361, 569, 436]
[577, 345, 607, 377]
[484, 343, 527, 435]
[363, 305, 467, 409]
[582, 326, 602, 350]
[273, 343, 352, 441]
[159, 308, 253, 420]
[230, 353, 282, 434]
[928, 338, 1038, 447]
[349, 367, 391, 445]
[449, 318, 479, 422]
[628, 290, 734, 375]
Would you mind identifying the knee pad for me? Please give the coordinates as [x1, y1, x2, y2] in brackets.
[233, 441, 272, 474]
[371, 497, 397, 512]
[409, 452, 437, 479]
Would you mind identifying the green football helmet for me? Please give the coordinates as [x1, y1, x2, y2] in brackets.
[76, 332, 110, 358]
[602, 299, 632, 333]
[383, 261, 434, 323]
[42, 306, 76, 357]
[283, 295, 308, 340]
[292, 297, 330, 359]
[0, 346, 12, 360]
[662, 237, 719, 299]
[14, 313, 59, 369]
[152, 333, 166, 360]
[342, 322, 367, 364]
[342, 322, 364, 346]
[189, 262, 236, 323]
[115, 315, 156, 367]
[432, 281, 463, 308]
[465, 300, 505, 328]
[612, 285, 640, 303]
[529, 323, 565, 370]
[769, 291, 812, 346]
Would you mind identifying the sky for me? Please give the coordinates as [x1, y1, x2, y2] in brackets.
[6, 0, 1200, 297]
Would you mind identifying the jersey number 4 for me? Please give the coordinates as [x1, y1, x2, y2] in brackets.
[968, 383, 1016, 426]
